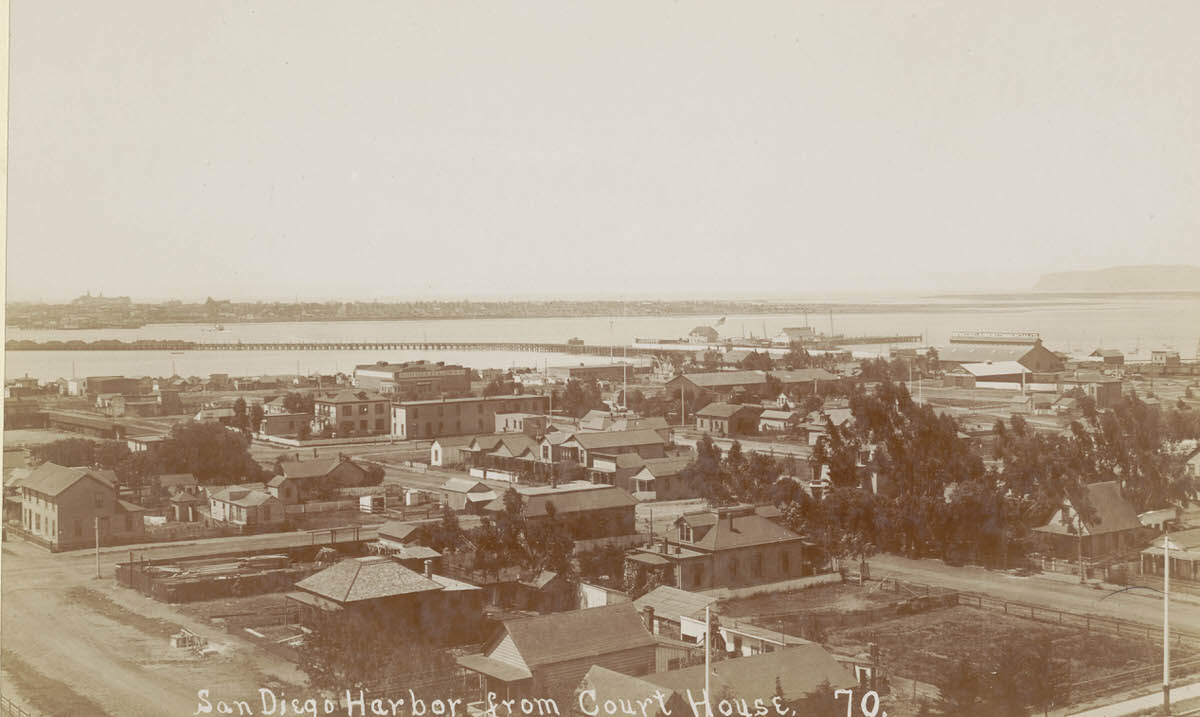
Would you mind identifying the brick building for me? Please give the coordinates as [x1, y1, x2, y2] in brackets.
[353, 360, 471, 397]
[313, 390, 391, 435]
[626, 505, 818, 591]
[391, 395, 549, 440]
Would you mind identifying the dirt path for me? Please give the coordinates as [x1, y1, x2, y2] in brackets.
[867, 554, 1200, 629]
[1, 540, 306, 717]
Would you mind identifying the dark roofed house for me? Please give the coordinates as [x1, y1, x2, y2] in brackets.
[626, 504, 819, 591]
[1033, 481, 1149, 559]
[287, 555, 483, 643]
[1089, 349, 1125, 367]
[271, 457, 369, 503]
[695, 402, 763, 436]
[457, 603, 656, 703]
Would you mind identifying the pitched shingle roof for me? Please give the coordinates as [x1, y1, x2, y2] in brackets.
[294, 556, 443, 603]
[677, 509, 804, 550]
[645, 644, 855, 699]
[500, 603, 654, 667]
[676, 371, 767, 388]
[567, 429, 665, 450]
[696, 402, 760, 419]
[769, 369, 838, 384]
[280, 457, 344, 479]
[580, 667, 678, 717]
[22, 463, 114, 497]
[1035, 481, 1144, 536]
[485, 485, 638, 518]
[633, 586, 716, 624]
[639, 456, 693, 478]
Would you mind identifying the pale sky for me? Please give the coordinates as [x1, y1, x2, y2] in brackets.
[7, 1, 1200, 302]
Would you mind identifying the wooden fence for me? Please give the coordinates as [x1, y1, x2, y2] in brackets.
[0, 696, 32, 717]
[962, 592, 1200, 646]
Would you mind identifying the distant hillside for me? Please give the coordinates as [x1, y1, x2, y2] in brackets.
[1034, 265, 1200, 292]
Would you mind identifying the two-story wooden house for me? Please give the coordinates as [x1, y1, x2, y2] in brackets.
[19, 463, 146, 550]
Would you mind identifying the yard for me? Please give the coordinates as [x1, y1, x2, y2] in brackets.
[823, 605, 1195, 688]
[720, 581, 899, 618]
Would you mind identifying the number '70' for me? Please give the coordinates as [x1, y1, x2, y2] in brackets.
[834, 690, 882, 717]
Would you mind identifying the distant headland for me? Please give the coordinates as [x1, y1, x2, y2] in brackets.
[1034, 264, 1200, 292]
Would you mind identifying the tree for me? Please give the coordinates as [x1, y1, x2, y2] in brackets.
[282, 391, 315, 415]
[232, 397, 249, 430]
[297, 423, 312, 441]
[427, 506, 465, 554]
[935, 659, 990, 717]
[156, 420, 267, 484]
[1024, 635, 1071, 717]
[559, 379, 606, 418]
[790, 680, 842, 717]
[249, 403, 265, 433]
[29, 438, 129, 470]
[297, 609, 456, 693]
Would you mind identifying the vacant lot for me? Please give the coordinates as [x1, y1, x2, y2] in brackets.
[721, 582, 897, 617]
[824, 605, 1194, 687]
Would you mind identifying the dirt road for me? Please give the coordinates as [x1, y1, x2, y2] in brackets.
[867, 553, 1200, 629]
[1, 539, 307, 717]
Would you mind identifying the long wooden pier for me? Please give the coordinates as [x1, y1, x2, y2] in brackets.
[5, 335, 923, 354]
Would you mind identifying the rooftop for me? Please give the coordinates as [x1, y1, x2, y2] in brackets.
[294, 556, 444, 603]
[500, 603, 655, 668]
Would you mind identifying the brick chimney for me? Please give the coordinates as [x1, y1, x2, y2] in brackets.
[424, 559, 433, 578]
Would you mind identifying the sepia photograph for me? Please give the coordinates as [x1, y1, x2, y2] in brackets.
[2, 2, 1199, 716]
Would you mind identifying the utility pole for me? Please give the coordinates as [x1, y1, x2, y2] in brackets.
[1077, 513, 1085, 584]
[704, 605, 712, 715]
[1164, 528, 1174, 713]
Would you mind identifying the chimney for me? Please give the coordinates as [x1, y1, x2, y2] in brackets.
[424, 559, 433, 579]
[642, 606, 656, 630]
[728, 511, 735, 530]
[661, 536, 669, 553]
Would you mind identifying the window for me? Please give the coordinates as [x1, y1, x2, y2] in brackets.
[438, 406, 444, 417]
[95, 493, 104, 508]
[730, 558, 738, 579]
[375, 404, 384, 413]
[342, 406, 352, 416]
[751, 553, 763, 578]
[261, 506, 270, 521]
[35, 514, 41, 530]
[781, 551, 790, 574]
[692, 565, 704, 587]
[359, 420, 368, 430]
[360, 405, 369, 414]
[680, 524, 693, 542]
